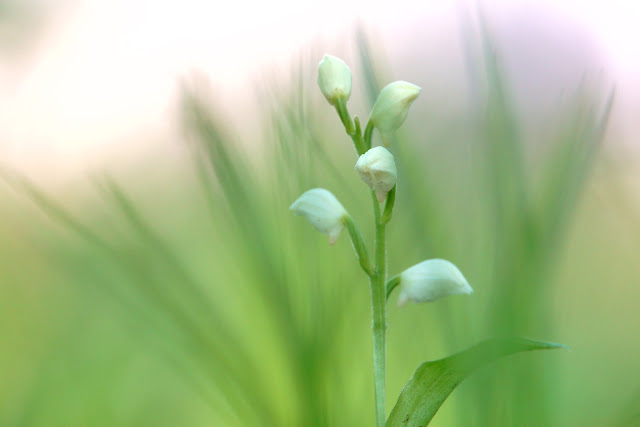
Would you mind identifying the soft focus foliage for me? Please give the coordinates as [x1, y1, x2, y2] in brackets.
[1, 28, 639, 427]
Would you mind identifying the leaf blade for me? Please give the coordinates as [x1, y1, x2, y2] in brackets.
[387, 337, 566, 426]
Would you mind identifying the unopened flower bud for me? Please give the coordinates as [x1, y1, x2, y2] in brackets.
[290, 188, 348, 245]
[369, 81, 421, 145]
[397, 259, 472, 307]
[355, 146, 397, 202]
[317, 55, 352, 106]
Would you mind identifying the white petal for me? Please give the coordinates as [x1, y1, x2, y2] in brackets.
[397, 291, 410, 308]
[370, 81, 421, 135]
[379, 131, 393, 147]
[290, 188, 348, 244]
[398, 259, 472, 305]
[317, 55, 352, 105]
[355, 146, 397, 202]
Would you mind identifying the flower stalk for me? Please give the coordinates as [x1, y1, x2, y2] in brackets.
[291, 54, 472, 426]
[370, 189, 388, 427]
[335, 98, 356, 137]
[344, 215, 374, 277]
[346, 119, 391, 426]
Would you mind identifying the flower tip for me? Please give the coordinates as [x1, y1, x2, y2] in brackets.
[458, 276, 473, 295]
[397, 293, 409, 308]
[379, 131, 393, 147]
[399, 80, 422, 95]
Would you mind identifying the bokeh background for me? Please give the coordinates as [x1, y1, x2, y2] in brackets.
[1, 1, 639, 425]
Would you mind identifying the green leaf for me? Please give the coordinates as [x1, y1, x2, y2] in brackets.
[387, 337, 567, 426]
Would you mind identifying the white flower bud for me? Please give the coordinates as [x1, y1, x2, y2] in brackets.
[290, 188, 348, 245]
[369, 81, 421, 145]
[317, 55, 352, 106]
[397, 259, 472, 307]
[355, 146, 397, 202]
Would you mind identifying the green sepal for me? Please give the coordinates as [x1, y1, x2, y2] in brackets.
[380, 185, 396, 224]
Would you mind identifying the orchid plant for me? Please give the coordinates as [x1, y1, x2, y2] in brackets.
[290, 54, 564, 426]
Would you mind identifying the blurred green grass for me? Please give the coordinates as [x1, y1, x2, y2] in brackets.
[1, 31, 639, 426]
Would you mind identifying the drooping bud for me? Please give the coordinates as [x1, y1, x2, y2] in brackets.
[290, 188, 348, 245]
[317, 55, 352, 106]
[355, 146, 397, 202]
[369, 81, 421, 145]
[397, 259, 472, 307]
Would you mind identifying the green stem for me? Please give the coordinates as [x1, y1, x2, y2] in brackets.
[352, 116, 366, 155]
[385, 274, 401, 300]
[364, 120, 375, 150]
[334, 98, 356, 137]
[345, 215, 374, 277]
[370, 190, 387, 427]
[337, 105, 388, 425]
